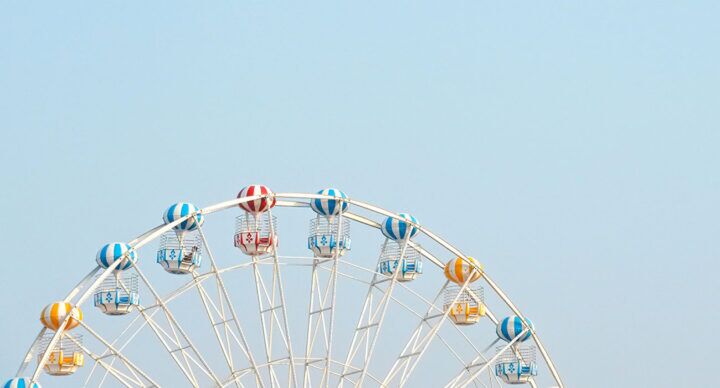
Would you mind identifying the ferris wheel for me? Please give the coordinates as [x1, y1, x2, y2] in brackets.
[7, 185, 565, 388]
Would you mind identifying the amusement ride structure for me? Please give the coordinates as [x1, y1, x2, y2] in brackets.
[6, 185, 564, 388]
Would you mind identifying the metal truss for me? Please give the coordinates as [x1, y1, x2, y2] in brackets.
[445, 328, 528, 388]
[86, 261, 266, 387]
[302, 213, 346, 388]
[381, 277, 478, 387]
[132, 264, 223, 387]
[338, 238, 410, 387]
[75, 320, 159, 387]
[248, 208, 298, 388]
[194, 224, 264, 387]
[334, 259, 501, 388]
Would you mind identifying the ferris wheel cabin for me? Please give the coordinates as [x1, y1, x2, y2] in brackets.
[494, 345, 538, 384]
[377, 242, 423, 282]
[233, 185, 278, 256]
[92, 242, 140, 315]
[39, 334, 84, 376]
[444, 285, 486, 325]
[156, 231, 203, 274]
[442, 256, 486, 325]
[234, 213, 277, 256]
[307, 188, 351, 258]
[308, 216, 351, 258]
[93, 273, 139, 315]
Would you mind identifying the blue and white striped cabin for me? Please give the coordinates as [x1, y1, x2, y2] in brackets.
[157, 231, 202, 274]
[377, 243, 422, 282]
[308, 217, 351, 258]
[93, 274, 139, 315]
[494, 345, 538, 384]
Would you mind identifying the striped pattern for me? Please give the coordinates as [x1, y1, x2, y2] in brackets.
[496, 315, 534, 342]
[310, 188, 348, 216]
[3, 378, 40, 388]
[237, 185, 276, 214]
[96, 243, 136, 271]
[444, 257, 483, 284]
[40, 302, 82, 331]
[381, 213, 419, 241]
[163, 202, 203, 231]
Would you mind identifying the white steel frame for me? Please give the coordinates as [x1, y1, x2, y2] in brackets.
[338, 237, 410, 388]
[303, 211, 347, 388]
[13, 192, 564, 388]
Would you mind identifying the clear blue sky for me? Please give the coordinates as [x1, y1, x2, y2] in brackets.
[1, 2, 718, 387]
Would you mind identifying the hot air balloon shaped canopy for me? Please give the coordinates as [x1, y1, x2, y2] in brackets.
[3, 378, 41, 388]
[310, 188, 349, 217]
[237, 184, 276, 214]
[381, 213, 419, 241]
[96, 243, 137, 271]
[497, 315, 534, 343]
[163, 202, 204, 232]
[444, 256, 483, 284]
[40, 302, 82, 331]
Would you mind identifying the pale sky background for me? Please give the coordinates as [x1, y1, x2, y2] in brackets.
[1, 2, 718, 388]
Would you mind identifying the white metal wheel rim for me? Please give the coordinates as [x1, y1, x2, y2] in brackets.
[15, 192, 564, 388]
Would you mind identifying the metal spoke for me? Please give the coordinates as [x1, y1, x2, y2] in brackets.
[302, 212, 346, 388]
[76, 321, 158, 386]
[338, 237, 410, 387]
[15, 328, 47, 377]
[454, 329, 528, 388]
[196, 223, 265, 387]
[442, 305, 519, 388]
[244, 208, 298, 388]
[86, 310, 151, 387]
[381, 277, 475, 387]
[334, 265, 496, 388]
[131, 301, 200, 385]
[32, 261, 126, 382]
[133, 265, 223, 387]
[71, 322, 156, 387]
[74, 339, 138, 388]
[482, 273, 563, 387]
[89, 262, 265, 387]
